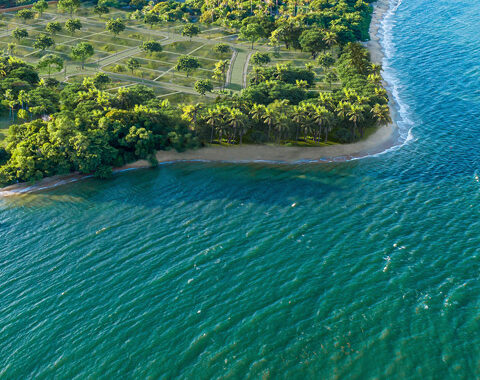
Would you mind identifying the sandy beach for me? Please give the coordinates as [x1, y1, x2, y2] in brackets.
[130, 0, 396, 166]
[0, 0, 395, 195]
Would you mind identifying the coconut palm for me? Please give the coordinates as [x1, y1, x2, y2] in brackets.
[182, 103, 203, 132]
[347, 104, 366, 139]
[250, 103, 266, 122]
[318, 92, 335, 111]
[368, 73, 381, 86]
[292, 105, 307, 141]
[371, 104, 391, 126]
[206, 107, 222, 143]
[229, 108, 247, 144]
[336, 100, 351, 121]
[342, 88, 357, 103]
[323, 31, 338, 49]
[262, 107, 277, 142]
[312, 105, 329, 142]
[274, 115, 290, 143]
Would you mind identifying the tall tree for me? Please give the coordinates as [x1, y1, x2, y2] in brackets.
[57, 0, 80, 16]
[106, 18, 126, 38]
[32, 0, 48, 17]
[299, 28, 327, 59]
[371, 104, 391, 126]
[239, 23, 263, 49]
[182, 24, 200, 41]
[71, 42, 94, 69]
[37, 54, 63, 76]
[212, 60, 229, 90]
[94, 4, 110, 18]
[12, 28, 28, 41]
[174, 55, 200, 77]
[347, 104, 365, 138]
[33, 34, 55, 51]
[16, 9, 35, 23]
[46, 21, 62, 35]
[126, 58, 140, 75]
[65, 18, 82, 35]
[194, 79, 213, 96]
[144, 13, 159, 28]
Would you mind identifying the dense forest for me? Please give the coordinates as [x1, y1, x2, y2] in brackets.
[0, 0, 391, 185]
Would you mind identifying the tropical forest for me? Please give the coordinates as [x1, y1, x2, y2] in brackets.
[0, 0, 391, 185]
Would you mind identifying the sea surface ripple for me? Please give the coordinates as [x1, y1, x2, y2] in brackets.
[2, 0, 480, 378]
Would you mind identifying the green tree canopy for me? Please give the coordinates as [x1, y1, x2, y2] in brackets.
[65, 18, 82, 35]
[299, 28, 327, 58]
[93, 72, 111, 89]
[182, 23, 200, 41]
[57, 0, 80, 16]
[144, 12, 159, 28]
[16, 9, 35, 22]
[174, 55, 200, 77]
[317, 52, 335, 70]
[239, 23, 263, 49]
[12, 28, 28, 41]
[32, 0, 48, 17]
[94, 4, 109, 17]
[140, 40, 163, 54]
[251, 52, 270, 66]
[33, 34, 55, 51]
[37, 54, 63, 76]
[126, 58, 140, 74]
[71, 42, 94, 69]
[194, 79, 213, 95]
[45, 21, 62, 35]
[213, 43, 230, 54]
[106, 18, 126, 37]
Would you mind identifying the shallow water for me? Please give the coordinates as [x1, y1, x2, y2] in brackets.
[2, 0, 480, 378]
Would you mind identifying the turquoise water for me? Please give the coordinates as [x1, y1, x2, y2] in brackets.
[2, 0, 480, 378]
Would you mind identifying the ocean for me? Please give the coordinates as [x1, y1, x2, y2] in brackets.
[2, 0, 480, 377]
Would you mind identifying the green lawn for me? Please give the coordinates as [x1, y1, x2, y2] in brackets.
[1, 2, 330, 104]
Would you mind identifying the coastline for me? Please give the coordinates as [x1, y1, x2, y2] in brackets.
[0, 0, 396, 196]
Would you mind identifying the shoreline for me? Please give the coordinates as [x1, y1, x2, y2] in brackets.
[0, 0, 396, 196]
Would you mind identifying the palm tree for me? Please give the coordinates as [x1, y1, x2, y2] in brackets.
[206, 108, 221, 143]
[7, 43, 15, 56]
[216, 106, 231, 142]
[342, 88, 357, 103]
[368, 73, 381, 86]
[276, 115, 291, 143]
[347, 104, 366, 139]
[370, 63, 382, 75]
[182, 103, 203, 132]
[229, 108, 247, 144]
[318, 92, 335, 111]
[292, 105, 306, 141]
[262, 107, 276, 142]
[371, 104, 391, 126]
[336, 100, 351, 121]
[312, 105, 329, 142]
[250, 103, 266, 122]
[374, 87, 387, 98]
[323, 31, 338, 49]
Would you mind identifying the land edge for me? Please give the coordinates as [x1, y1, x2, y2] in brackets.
[0, 0, 396, 196]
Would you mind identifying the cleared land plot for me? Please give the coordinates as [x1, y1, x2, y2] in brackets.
[2, 3, 330, 103]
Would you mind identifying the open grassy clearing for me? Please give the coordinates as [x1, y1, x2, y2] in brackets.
[2, 2, 333, 104]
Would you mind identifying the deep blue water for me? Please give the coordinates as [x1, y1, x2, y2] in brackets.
[2, 0, 480, 378]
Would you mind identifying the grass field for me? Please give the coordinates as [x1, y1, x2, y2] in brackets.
[0, 2, 334, 111]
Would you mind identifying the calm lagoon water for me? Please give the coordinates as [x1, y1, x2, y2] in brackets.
[2, 0, 480, 378]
